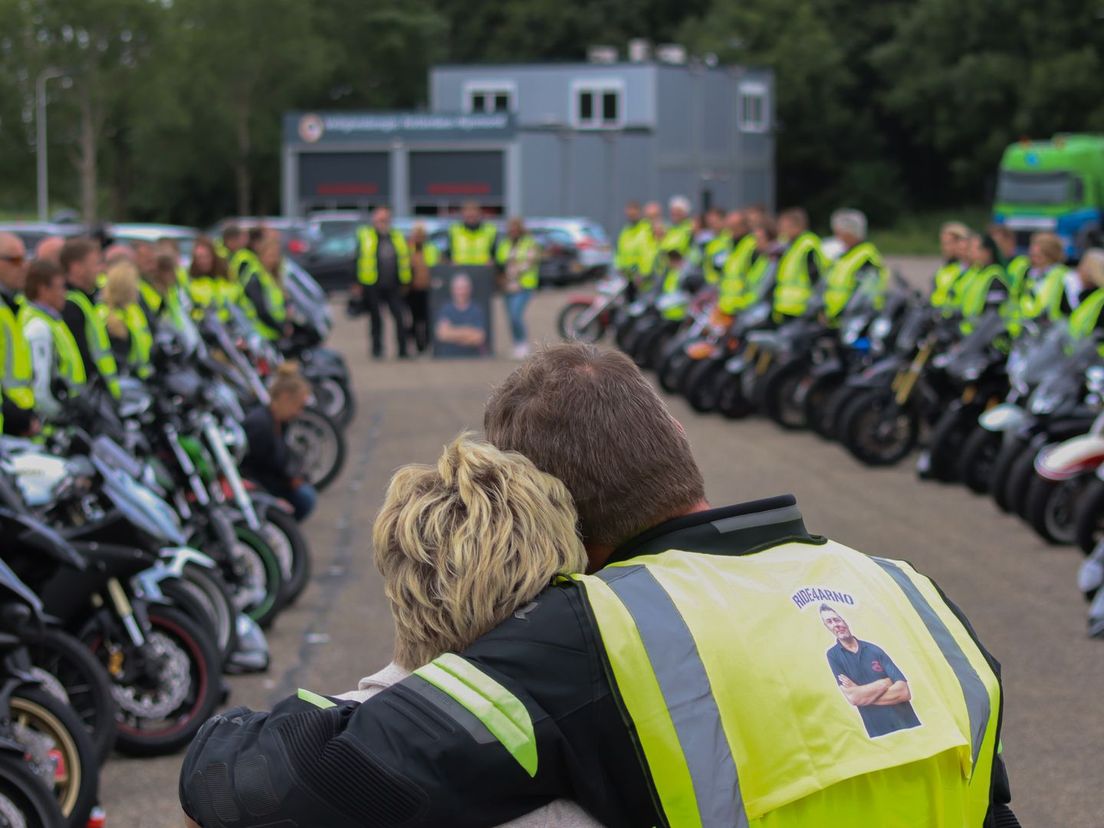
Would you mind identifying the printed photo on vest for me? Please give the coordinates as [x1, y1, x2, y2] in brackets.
[430, 265, 494, 359]
[819, 603, 923, 739]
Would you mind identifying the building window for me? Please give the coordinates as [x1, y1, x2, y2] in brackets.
[464, 82, 515, 114]
[738, 81, 769, 133]
[573, 81, 622, 129]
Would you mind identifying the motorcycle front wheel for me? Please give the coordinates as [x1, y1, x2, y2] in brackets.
[0, 751, 65, 828]
[658, 347, 693, 394]
[557, 300, 605, 343]
[21, 626, 118, 764]
[685, 359, 723, 413]
[311, 376, 355, 428]
[262, 508, 313, 607]
[958, 426, 1002, 494]
[762, 360, 810, 430]
[839, 389, 919, 467]
[923, 406, 975, 483]
[10, 686, 98, 828]
[286, 406, 347, 492]
[1025, 473, 1087, 545]
[1074, 478, 1104, 555]
[94, 605, 222, 757]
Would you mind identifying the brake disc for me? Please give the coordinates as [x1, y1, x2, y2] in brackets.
[111, 631, 190, 720]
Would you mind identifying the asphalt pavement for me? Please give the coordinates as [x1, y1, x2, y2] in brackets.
[103, 257, 1099, 827]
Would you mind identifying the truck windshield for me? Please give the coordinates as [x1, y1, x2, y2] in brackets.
[996, 170, 1081, 205]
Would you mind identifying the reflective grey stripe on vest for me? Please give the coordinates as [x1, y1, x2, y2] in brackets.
[599, 564, 748, 827]
[873, 558, 990, 768]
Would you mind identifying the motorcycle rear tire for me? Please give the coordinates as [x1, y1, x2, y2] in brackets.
[107, 605, 222, 758]
[231, 524, 286, 629]
[958, 426, 1002, 495]
[839, 389, 919, 467]
[0, 751, 65, 828]
[762, 360, 809, 430]
[21, 626, 118, 765]
[10, 686, 98, 828]
[716, 369, 754, 420]
[1073, 478, 1104, 555]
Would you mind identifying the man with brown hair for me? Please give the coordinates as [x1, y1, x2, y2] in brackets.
[60, 237, 121, 399]
[181, 344, 1013, 828]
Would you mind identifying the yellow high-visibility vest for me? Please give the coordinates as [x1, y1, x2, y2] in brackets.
[571, 540, 1002, 827]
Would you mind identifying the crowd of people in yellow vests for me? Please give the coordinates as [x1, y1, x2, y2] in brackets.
[614, 195, 1104, 339]
[0, 224, 292, 438]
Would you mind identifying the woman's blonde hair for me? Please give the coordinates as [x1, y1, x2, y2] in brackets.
[1080, 248, 1104, 288]
[103, 261, 139, 339]
[374, 435, 587, 669]
[103, 261, 139, 309]
[1032, 232, 1064, 265]
[269, 361, 310, 399]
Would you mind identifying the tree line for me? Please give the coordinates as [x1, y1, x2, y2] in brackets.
[1, 0, 1102, 227]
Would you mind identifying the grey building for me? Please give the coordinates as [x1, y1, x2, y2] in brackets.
[282, 53, 774, 233]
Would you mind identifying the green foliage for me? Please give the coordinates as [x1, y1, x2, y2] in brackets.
[870, 206, 991, 256]
[1, 0, 1103, 226]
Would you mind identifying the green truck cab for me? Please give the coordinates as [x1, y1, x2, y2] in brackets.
[992, 134, 1104, 259]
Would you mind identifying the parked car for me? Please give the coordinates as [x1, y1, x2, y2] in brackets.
[0, 221, 87, 256]
[530, 227, 585, 286]
[106, 223, 198, 264]
[524, 217, 612, 278]
[209, 216, 316, 258]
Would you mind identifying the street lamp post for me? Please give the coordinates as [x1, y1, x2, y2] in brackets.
[36, 68, 66, 222]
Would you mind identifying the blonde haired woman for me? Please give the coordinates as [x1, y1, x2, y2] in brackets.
[340, 436, 600, 828]
[100, 259, 153, 376]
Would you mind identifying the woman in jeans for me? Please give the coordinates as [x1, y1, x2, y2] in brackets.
[496, 217, 541, 359]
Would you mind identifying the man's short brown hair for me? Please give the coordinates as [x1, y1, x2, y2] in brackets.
[59, 238, 97, 273]
[25, 259, 63, 300]
[484, 343, 705, 548]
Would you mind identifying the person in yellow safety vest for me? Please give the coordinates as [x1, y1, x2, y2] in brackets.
[1016, 231, 1068, 324]
[635, 202, 664, 289]
[1068, 248, 1104, 341]
[655, 249, 690, 321]
[445, 200, 498, 266]
[353, 206, 412, 359]
[180, 343, 1017, 828]
[0, 232, 36, 436]
[614, 200, 651, 276]
[699, 207, 732, 286]
[822, 209, 889, 321]
[59, 238, 121, 400]
[406, 222, 438, 355]
[100, 260, 154, 378]
[956, 235, 1013, 334]
[227, 226, 264, 284]
[659, 195, 695, 262]
[714, 210, 762, 320]
[241, 236, 289, 343]
[21, 259, 88, 421]
[929, 222, 971, 309]
[496, 216, 541, 359]
[187, 236, 238, 321]
[989, 223, 1030, 302]
[772, 207, 829, 319]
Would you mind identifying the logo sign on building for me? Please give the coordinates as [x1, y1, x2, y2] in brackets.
[285, 111, 515, 144]
[298, 113, 325, 143]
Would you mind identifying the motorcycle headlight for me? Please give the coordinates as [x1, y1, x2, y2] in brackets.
[870, 318, 893, 340]
[1030, 390, 1060, 415]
